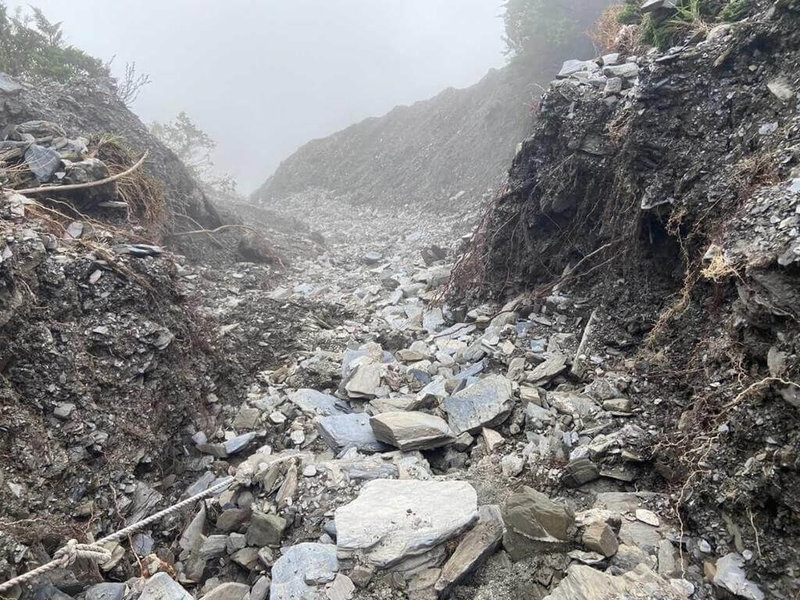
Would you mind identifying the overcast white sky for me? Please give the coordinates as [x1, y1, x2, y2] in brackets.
[8, 1, 506, 191]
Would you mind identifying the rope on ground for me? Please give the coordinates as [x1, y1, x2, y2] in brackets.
[0, 475, 234, 595]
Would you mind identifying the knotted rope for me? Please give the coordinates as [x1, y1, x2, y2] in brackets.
[0, 476, 234, 594]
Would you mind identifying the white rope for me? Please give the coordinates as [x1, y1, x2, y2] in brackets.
[0, 476, 233, 595]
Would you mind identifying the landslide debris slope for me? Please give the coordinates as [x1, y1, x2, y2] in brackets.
[454, 0, 800, 596]
[0, 70, 347, 592]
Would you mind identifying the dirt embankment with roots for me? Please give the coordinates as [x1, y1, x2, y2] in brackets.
[452, 0, 800, 593]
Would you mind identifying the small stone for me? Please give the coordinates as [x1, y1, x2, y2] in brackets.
[85, 583, 126, 600]
[603, 63, 639, 79]
[501, 455, 525, 477]
[325, 574, 355, 600]
[582, 522, 618, 557]
[290, 429, 306, 446]
[302, 465, 318, 477]
[563, 458, 600, 487]
[481, 427, 504, 451]
[53, 403, 75, 420]
[269, 411, 287, 425]
[444, 375, 514, 434]
[247, 512, 287, 547]
[317, 413, 387, 453]
[139, 573, 193, 600]
[767, 78, 795, 102]
[349, 564, 374, 588]
[199, 582, 249, 600]
[603, 398, 632, 412]
[66, 221, 84, 239]
[713, 553, 764, 600]
[635, 509, 660, 527]
[363, 252, 383, 264]
[233, 407, 261, 430]
[250, 577, 271, 600]
[200, 535, 228, 560]
[604, 77, 623, 95]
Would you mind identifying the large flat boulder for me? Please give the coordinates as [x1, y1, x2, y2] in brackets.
[335, 479, 478, 568]
[289, 389, 348, 416]
[316, 413, 388, 453]
[370, 411, 455, 451]
[443, 375, 514, 435]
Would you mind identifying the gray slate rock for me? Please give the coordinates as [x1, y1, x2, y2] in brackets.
[25, 144, 61, 182]
[139, 573, 193, 600]
[197, 432, 257, 458]
[435, 505, 505, 597]
[289, 389, 348, 416]
[443, 375, 514, 435]
[199, 582, 250, 600]
[316, 413, 388, 453]
[270, 542, 338, 600]
[543, 564, 683, 599]
[335, 479, 478, 567]
[603, 63, 639, 79]
[502, 487, 573, 561]
[85, 583, 126, 600]
[713, 553, 765, 600]
[370, 411, 455, 451]
[247, 512, 287, 547]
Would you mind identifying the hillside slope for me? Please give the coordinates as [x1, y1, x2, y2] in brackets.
[254, 67, 535, 210]
[452, 0, 800, 594]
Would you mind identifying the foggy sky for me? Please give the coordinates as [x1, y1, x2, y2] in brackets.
[8, 1, 506, 192]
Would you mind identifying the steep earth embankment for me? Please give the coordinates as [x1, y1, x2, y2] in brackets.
[454, 0, 800, 595]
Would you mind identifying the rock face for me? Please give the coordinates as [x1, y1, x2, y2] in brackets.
[443, 375, 514, 434]
[270, 543, 338, 600]
[502, 487, 573, 561]
[335, 479, 478, 567]
[370, 411, 455, 451]
[543, 564, 684, 600]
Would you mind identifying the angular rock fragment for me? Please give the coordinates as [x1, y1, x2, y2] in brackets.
[502, 487, 573, 561]
[139, 573, 193, 600]
[199, 582, 249, 600]
[247, 512, 287, 547]
[525, 353, 568, 385]
[335, 479, 478, 567]
[290, 389, 348, 416]
[316, 413, 388, 453]
[435, 505, 504, 597]
[543, 564, 684, 599]
[713, 553, 764, 600]
[370, 411, 455, 451]
[582, 522, 618, 558]
[562, 458, 600, 488]
[443, 375, 513, 435]
[270, 543, 338, 600]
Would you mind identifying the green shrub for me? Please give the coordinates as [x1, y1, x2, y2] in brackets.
[0, 2, 108, 82]
[719, 0, 751, 21]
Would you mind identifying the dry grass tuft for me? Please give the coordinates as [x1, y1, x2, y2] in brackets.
[588, 4, 627, 53]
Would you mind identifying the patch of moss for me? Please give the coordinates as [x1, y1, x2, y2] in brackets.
[719, 0, 751, 21]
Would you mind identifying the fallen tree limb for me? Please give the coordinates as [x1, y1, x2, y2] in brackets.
[9, 151, 149, 195]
